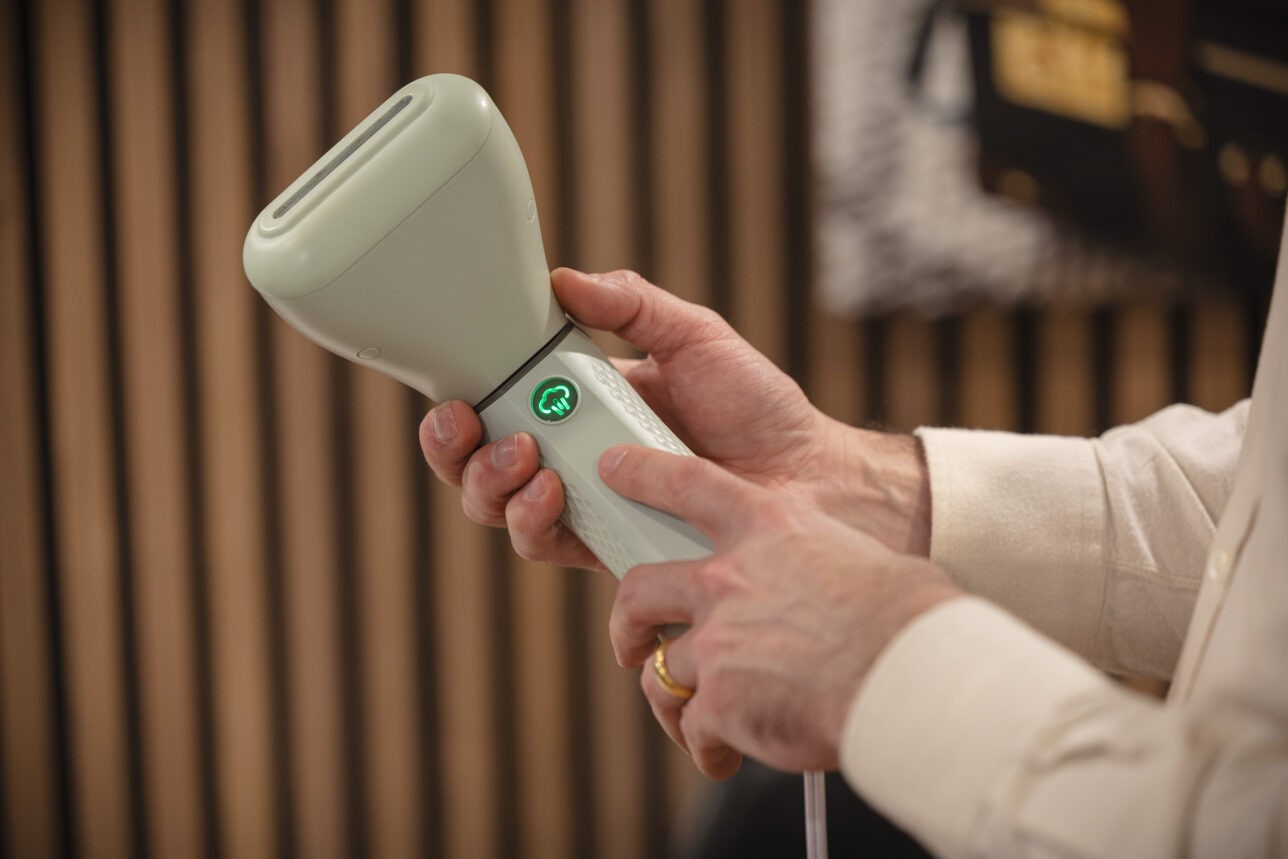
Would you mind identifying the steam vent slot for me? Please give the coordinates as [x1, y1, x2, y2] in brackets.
[273, 93, 414, 219]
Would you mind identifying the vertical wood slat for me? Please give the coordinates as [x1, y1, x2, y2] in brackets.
[492, 4, 581, 858]
[35, 0, 134, 855]
[1112, 301, 1173, 425]
[186, 0, 278, 855]
[329, 4, 426, 859]
[0, 0, 61, 853]
[107, 0, 205, 856]
[493, 8, 569, 859]
[258, 0, 349, 855]
[649, 0, 712, 309]
[411, 7, 502, 858]
[1189, 298, 1248, 412]
[885, 312, 939, 432]
[571, 0, 674, 855]
[960, 310, 1019, 431]
[429, 485, 498, 859]
[1036, 307, 1098, 436]
[646, 0, 722, 834]
[809, 308, 866, 427]
[568, 2, 649, 858]
[726, 0, 787, 369]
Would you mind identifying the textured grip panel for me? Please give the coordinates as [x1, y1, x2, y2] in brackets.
[590, 362, 691, 455]
[561, 480, 631, 577]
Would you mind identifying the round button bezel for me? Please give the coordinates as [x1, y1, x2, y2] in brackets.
[529, 376, 581, 423]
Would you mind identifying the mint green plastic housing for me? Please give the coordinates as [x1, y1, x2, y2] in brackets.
[243, 74, 711, 579]
[244, 74, 564, 405]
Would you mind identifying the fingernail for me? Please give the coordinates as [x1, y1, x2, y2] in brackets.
[491, 434, 518, 468]
[522, 472, 546, 500]
[600, 446, 628, 473]
[433, 406, 457, 444]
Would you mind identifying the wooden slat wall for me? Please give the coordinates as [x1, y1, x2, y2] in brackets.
[0, 1, 1263, 858]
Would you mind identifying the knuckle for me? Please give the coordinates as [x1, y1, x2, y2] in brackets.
[669, 457, 717, 506]
[639, 665, 662, 702]
[689, 305, 729, 338]
[607, 608, 634, 661]
[677, 705, 707, 750]
[509, 531, 541, 562]
[686, 624, 720, 664]
[610, 585, 644, 639]
[459, 466, 500, 525]
[616, 269, 651, 291]
[507, 515, 560, 563]
[459, 495, 490, 526]
[693, 556, 743, 601]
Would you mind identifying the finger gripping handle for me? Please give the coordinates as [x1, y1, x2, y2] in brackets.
[477, 326, 713, 579]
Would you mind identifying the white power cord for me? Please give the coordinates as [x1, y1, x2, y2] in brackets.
[804, 770, 829, 859]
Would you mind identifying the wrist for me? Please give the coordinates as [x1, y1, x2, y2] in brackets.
[808, 421, 932, 556]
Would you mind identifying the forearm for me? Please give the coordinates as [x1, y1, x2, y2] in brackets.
[807, 417, 932, 557]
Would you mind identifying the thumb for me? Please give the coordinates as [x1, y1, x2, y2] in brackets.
[551, 268, 729, 358]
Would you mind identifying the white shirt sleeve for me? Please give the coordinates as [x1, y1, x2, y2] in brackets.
[840, 596, 1288, 859]
[914, 400, 1248, 678]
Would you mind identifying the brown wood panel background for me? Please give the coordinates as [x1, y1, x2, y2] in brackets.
[0, 1, 1262, 858]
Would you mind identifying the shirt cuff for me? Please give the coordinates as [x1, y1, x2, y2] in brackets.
[840, 596, 1110, 857]
[915, 427, 1108, 658]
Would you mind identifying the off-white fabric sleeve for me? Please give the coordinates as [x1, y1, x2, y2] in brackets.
[914, 400, 1248, 678]
[841, 596, 1288, 859]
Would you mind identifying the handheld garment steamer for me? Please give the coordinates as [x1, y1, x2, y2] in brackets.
[244, 74, 710, 575]
[244, 74, 827, 858]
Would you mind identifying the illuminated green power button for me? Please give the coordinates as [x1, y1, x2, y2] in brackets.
[529, 376, 580, 422]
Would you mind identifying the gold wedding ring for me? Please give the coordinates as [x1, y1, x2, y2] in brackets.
[653, 636, 694, 700]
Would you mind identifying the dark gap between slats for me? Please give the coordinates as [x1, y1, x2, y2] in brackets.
[549, 0, 596, 855]
[396, 8, 446, 858]
[703, 0, 732, 322]
[20, 0, 82, 853]
[1245, 290, 1270, 393]
[626, 3, 671, 856]
[1168, 303, 1191, 405]
[1014, 306, 1038, 434]
[1091, 307, 1115, 434]
[485, 530, 521, 859]
[241, 0, 298, 855]
[407, 393, 444, 859]
[0, 669, 8, 859]
[862, 316, 888, 427]
[90, 0, 149, 854]
[935, 316, 962, 427]
[473, 0, 495, 97]
[472, 5, 522, 857]
[782, 0, 812, 389]
[316, 0, 370, 854]
[167, 0, 221, 853]
[0, 13, 29, 838]
[332, 363, 366, 859]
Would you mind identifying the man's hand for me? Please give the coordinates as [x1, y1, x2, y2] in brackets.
[600, 444, 961, 778]
[419, 268, 932, 572]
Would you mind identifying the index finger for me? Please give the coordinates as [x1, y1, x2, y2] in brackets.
[599, 445, 756, 544]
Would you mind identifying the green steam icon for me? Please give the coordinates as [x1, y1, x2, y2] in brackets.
[530, 377, 580, 422]
[540, 385, 573, 415]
